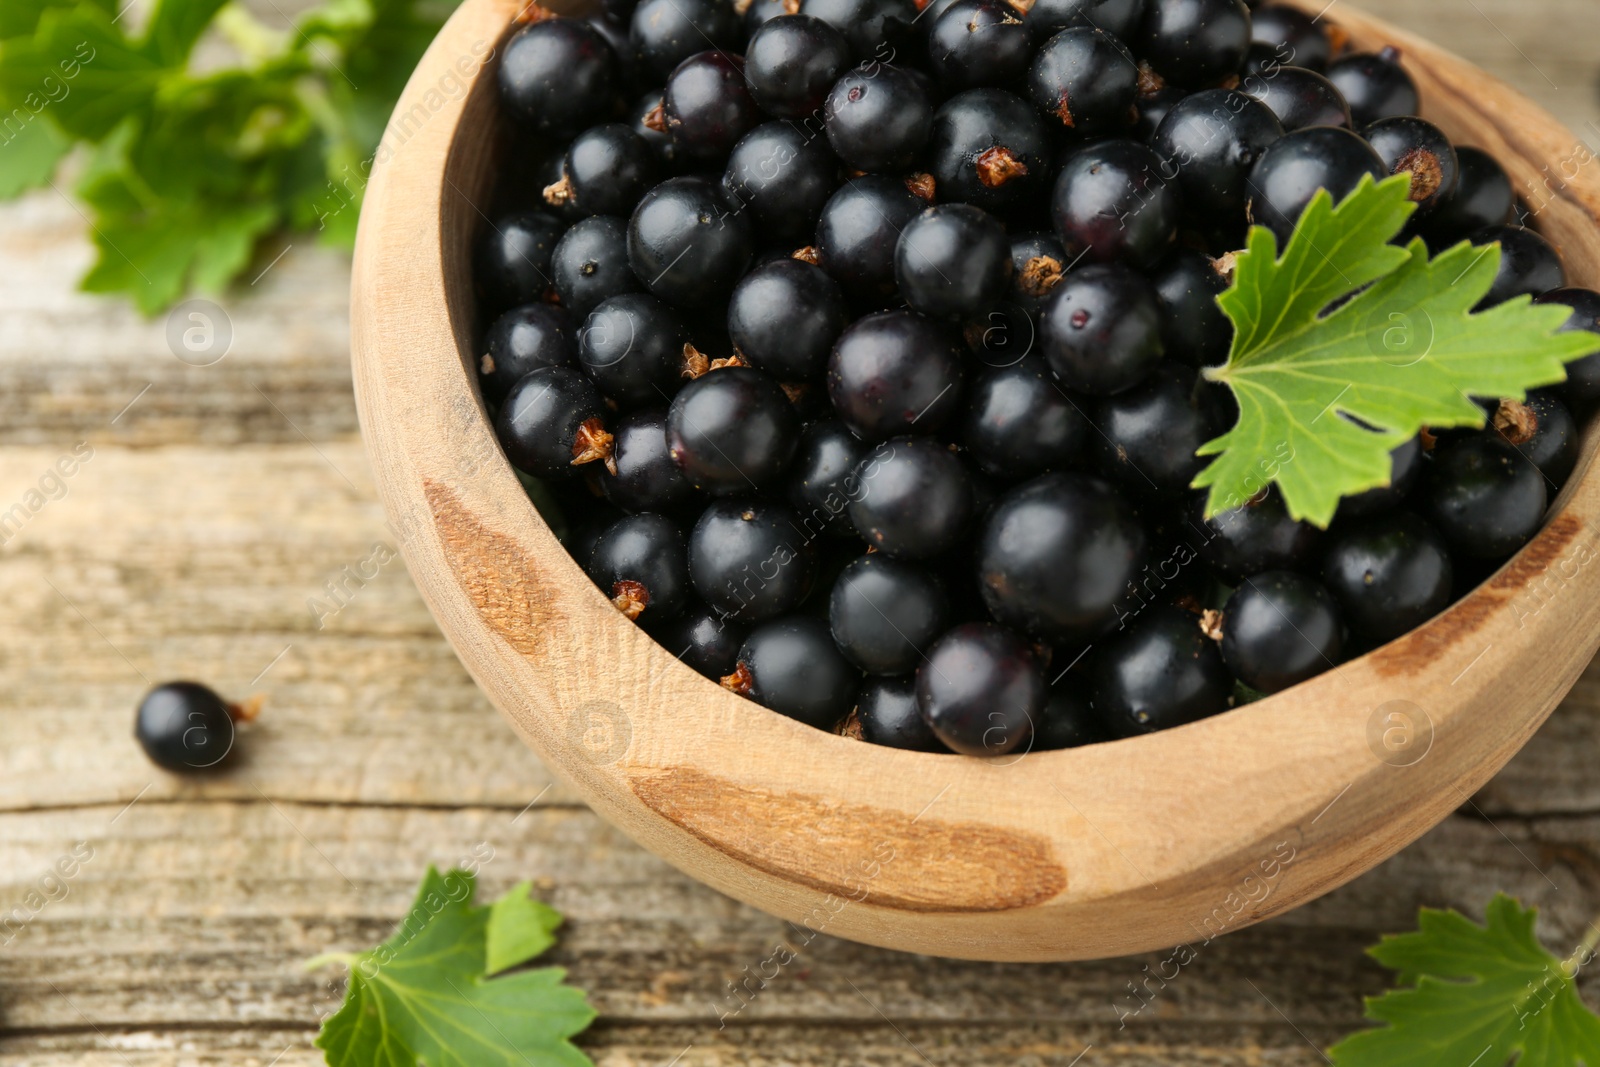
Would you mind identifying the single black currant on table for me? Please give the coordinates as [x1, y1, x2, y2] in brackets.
[135, 682, 251, 772]
[598, 409, 695, 513]
[476, 211, 565, 312]
[1032, 687, 1113, 750]
[1053, 139, 1179, 267]
[1028, 0, 1146, 40]
[1535, 288, 1600, 407]
[667, 366, 799, 494]
[1322, 511, 1453, 645]
[788, 419, 869, 537]
[478, 304, 575, 405]
[829, 554, 949, 675]
[652, 604, 746, 679]
[978, 473, 1149, 643]
[497, 366, 614, 479]
[961, 356, 1089, 479]
[856, 675, 951, 752]
[587, 512, 690, 621]
[725, 615, 860, 729]
[848, 437, 975, 558]
[1474, 225, 1566, 310]
[1150, 89, 1284, 224]
[1365, 116, 1459, 214]
[928, 0, 1034, 90]
[577, 292, 688, 408]
[498, 18, 621, 137]
[1008, 231, 1069, 317]
[1150, 249, 1233, 367]
[1039, 263, 1165, 396]
[916, 623, 1045, 756]
[663, 51, 762, 163]
[1493, 392, 1577, 486]
[800, 0, 917, 60]
[629, 0, 743, 80]
[629, 176, 754, 307]
[722, 122, 841, 244]
[1247, 126, 1388, 246]
[927, 89, 1052, 212]
[552, 215, 641, 320]
[1326, 46, 1419, 127]
[1248, 3, 1332, 70]
[1337, 436, 1424, 518]
[727, 259, 848, 381]
[1237, 65, 1352, 132]
[824, 65, 934, 174]
[1425, 434, 1549, 559]
[743, 14, 852, 118]
[1188, 487, 1322, 583]
[828, 310, 965, 440]
[548, 123, 658, 217]
[1420, 147, 1514, 250]
[815, 176, 926, 303]
[1094, 363, 1227, 498]
[1136, 0, 1252, 88]
[1027, 27, 1139, 136]
[1220, 571, 1345, 694]
[895, 204, 1013, 322]
[688, 498, 817, 621]
[1092, 606, 1232, 737]
[630, 90, 677, 167]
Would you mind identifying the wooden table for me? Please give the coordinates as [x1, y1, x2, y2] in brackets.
[1, 1, 1598, 1062]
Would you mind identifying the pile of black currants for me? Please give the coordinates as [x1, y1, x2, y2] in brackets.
[473, 0, 1600, 757]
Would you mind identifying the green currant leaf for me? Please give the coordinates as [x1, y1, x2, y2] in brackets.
[1330, 895, 1600, 1066]
[140, 0, 231, 66]
[0, 5, 163, 141]
[1195, 175, 1600, 527]
[0, 111, 72, 197]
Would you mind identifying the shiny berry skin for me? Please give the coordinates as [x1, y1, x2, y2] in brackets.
[722, 123, 841, 244]
[552, 216, 641, 319]
[1475, 225, 1566, 310]
[1052, 139, 1179, 266]
[824, 65, 934, 174]
[728, 259, 848, 381]
[742, 0, 790, 32]
[1150, 249, 1232, 367]
[730, 616, 859, 729]
[668, 367, 799, 494]
[927, 89, 1052, 212]
[916, 623, 1045, 756]
[1133, 85, 1185, 142]
[961, 357, 1089, 479]
[1421, 147, 1514, 250]
[689, 499, 817, 621]
[978, 473, 1148, 642]
[1322, 512, 1453, 644]
[743, 15, 852, 118]
[1220, 572, 1345, 694]
[1034, 688, 1112, 750]
[828, 311, 966, 440]
[630, 90, 677, 167]
[1247, 126, 1387, 246]
[857, 675, 950, 752]
[496, 367, 611, 479]
[498, 19, 621, 137]
[895, 204, 1013, 322]
[629, 177, 754, 307]
[135, 682, 238, 771]
[598, 409, 695, 512]
[1325, 47, 1419, 127]
[801, 0, 917, 60]
[1365, 116, 1459, 214]
[1425, 434, 1548, 559]
[1027, 0, 1145, 40]
[476, 211, 564, 312]
[928, 0, 1033, 89]
[1338, 436, 1424, 518]
[653, 605, 746, 679]
[479, 304, 575, 405]
[1094, 363, 1227, 498]
[1188, 488, 1321, 582]
[1501, 392, 1577, 486]
[1092, 606, 1232, 737]
[1534, 288, 1600, 407]
[1150, 89, 1283, 224]
[587, 513, 690, 621]
[1136, 0, 1251, 88]
[1027, 28, 1138, 136]
[1238, 65, 1350, 131]
[556, 123, 658, 216]
[848, 437, 975, 558]
[1248, 3, 1331, 70]
[1039, 263, 1165, 396]
[788, 420, 868, 537]
[629, 0, 743, 80]
[830, 555, 949, 674]
[664, 52, 762, 163]
[578, 293, 688, 407]
[816, 176, 926, 302]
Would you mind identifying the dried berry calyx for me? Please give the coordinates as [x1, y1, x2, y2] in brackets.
[720, 662, 755, 696]
[611, 580, 651, 620]
[905, 173, 937, 202]
[1019, 254, 1065, 298]
[543, 174, 574, 206]
[680, 344, 711, 380]
[975, 146, 1029, 189]
[571, 418, 617, 475]
[1493, 398, 1539, 445]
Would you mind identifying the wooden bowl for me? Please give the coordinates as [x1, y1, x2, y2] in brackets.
[351, 0, 1600, 961]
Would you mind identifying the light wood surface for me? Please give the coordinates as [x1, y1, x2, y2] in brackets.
[1, 0, 1599, 1061]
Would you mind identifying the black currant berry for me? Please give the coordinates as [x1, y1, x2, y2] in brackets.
[1136, 0, 1251, 88]
[1092, 606, 1232, 736]
[742, 0, 791, 32]
[916, 623, 1045, 756]
[743, 14, 853, 118]
[629, 0, 743, 80]
[1338, 436, 1423, 518]
[895, 204, 1013, 322]
[598, 409, 695, 512]
[497, 366, 613, 479]
[728, 259, 848, 381]
[1425, 434, 1548, 559]
[668, 367, 799, 494]
[1027, 27, 1139, 136]
[498, 19, 620, 137]
[1248, 3, 1331, 70]
[549, 123, 658, 217]
[1033, 687, 1112, 750]
[927, 89, 1052, 212]
[135, 682, 241, 772]
[1496, 392, 1577, 489]
[476, 211, 564, 312]
[1421, 147, 1514, 250]
[1322, 512, 1453, 644]
[1535, 288, 1600, 407]
[479, 304, 575, 405]
[830, 554, 949, 674]
[961, 357, 1089, 479]
[1365, 116, 1459, 214]
[629, 177, 754, 307]
[664, 51, 762, 162]
[824, 65, 934, 174]
[1474, 225, 1566, 310]
[848, 437, 975, 558]
[1238, 65, 1351, 132]
[722, 122, 841, 244]
[1325, 47, 1419, 127]
[630, 90, 677, 167]
[1150, 249, 1233, 367]
[1052, 139, 1179, 266]
[1150, 88, 1284, 225]
[653, 604, 746, 679]
[578, 292, 688, 407]
[1188, 488, 1321, 583]
[1028, 0, 1145, 40]
[1094, 363, 1227, 497]
[928, 0, 1034, 90]
[978, 473, 1148, 642]
[552, 216, 641, 320]
[788, 419, 869, 537]
[1133, 84, 1186, 142]
[828, 310, 966, 440]
[815, 176, 926, 302]
[1221, 571, 1345, 693]
[857, 675, 951, 752]
[588, 512, 690, 621]
[1247, 126, 1388, 246]
[800, 0, 917, 60]
[1039, 263, 1165, 395]
[727, 616, 859, 729]
[689, 499, 817, 621]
